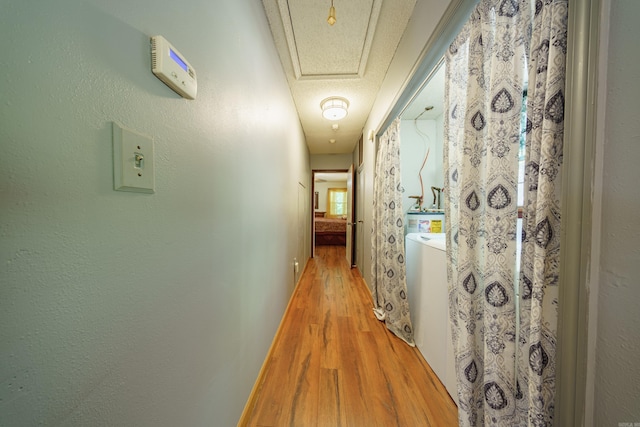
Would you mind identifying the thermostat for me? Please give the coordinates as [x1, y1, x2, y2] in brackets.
[151, 35, 197, 99]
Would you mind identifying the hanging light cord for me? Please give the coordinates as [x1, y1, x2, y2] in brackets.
[327, 0, 336, 26]
[414, 116, 431, 209]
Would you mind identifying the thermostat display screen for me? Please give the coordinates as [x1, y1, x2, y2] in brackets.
[169, 48, 188, 72]
[151, 35, 197, 99]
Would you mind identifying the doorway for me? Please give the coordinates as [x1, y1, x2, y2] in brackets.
[311, 170, 349, 260]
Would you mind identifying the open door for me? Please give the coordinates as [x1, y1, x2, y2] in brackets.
[356, 164, 365, 273]
[296, 181, 308, 286]
[346, 164, 355, 267]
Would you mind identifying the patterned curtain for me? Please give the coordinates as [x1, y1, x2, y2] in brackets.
[517, 0, 567, 425]
[444, 1, 530, 425]
[371, 118, 415, 346]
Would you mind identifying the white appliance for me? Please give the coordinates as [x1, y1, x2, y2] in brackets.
[405, 233, 458, 405]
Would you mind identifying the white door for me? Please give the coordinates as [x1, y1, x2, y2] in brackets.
[356, 164, 365, 273]
[296, 181, 308, 285]
[346, 164, 355, 267]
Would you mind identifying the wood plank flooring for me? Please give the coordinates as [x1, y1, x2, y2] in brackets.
[240, 245, 458, 427]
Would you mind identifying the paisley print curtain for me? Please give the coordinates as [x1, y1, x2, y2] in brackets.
[371, 118, 415, 346]
[517, 0, 567, 425]
[444, 0, 531, 425]
[445, 0, 567, 425]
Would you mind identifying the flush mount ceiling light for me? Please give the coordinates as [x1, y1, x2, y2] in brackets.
[321, 96, 349, 121]
[327, 0, 336, 26]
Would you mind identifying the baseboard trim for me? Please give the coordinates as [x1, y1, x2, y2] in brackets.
[236, 257, 312, 426]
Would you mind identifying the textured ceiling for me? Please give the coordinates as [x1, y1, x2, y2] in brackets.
[262, 0, 418, 154]
[286, 0, 380, 79]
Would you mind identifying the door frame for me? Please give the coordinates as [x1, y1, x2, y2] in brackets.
[311, 169, 349, 258]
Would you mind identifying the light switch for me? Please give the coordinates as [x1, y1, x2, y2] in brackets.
[112, 122, 155, 193]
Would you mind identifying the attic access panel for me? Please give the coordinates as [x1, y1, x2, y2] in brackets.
[280, 0, 381, 79]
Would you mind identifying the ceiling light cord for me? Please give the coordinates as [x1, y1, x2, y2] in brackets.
[327, 0, 336, 26]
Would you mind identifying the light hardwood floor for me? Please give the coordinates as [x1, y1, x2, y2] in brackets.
[240, 245, 458, 427]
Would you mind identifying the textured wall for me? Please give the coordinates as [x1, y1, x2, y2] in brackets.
[0, 1, 309, 425]
[400, 118, 443, 213]
[310, 153, 354, 170]
[594, 0, 640, 424]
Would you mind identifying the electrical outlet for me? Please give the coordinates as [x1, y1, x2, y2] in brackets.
[113, 122, 155, 193]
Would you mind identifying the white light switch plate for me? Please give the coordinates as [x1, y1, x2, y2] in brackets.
[112, 122, 155, 193]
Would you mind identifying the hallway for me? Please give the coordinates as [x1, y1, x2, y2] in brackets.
[241, 246, 458, 426]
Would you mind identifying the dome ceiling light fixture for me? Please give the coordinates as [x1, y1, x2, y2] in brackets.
[327, 0, 336, 26]
[321, 96, 349, 121]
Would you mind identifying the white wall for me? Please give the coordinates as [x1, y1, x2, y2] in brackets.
[400, 118, 444, 212]
[310, 153, 353, 170]
[0, 1, 309, 426]
[592, 0, 640, 424]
